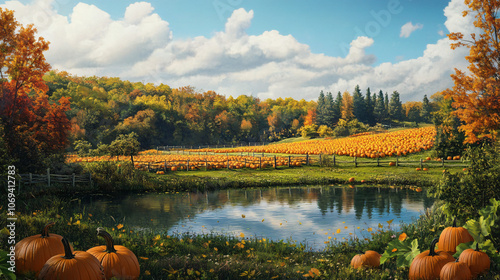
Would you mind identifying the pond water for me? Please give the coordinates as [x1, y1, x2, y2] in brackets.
[84, 186, 434, 251]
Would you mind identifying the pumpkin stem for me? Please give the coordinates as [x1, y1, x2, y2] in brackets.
[41, 222, 55, 238]
[475, 242, 480, 251]
[61, 237, 75, 259]
[97, 228, 117, 253]
[428, 238, 439, 256]
[452, 217, 457, 227]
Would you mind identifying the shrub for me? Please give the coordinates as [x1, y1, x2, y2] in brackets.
[428, 144, 500, 220]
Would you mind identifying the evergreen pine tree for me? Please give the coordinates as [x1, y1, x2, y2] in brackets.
[420, 95, 431, 123]
[374, 90, 386, 123]
[352, 85, 366, 123]
[316, 90, 326, 126]
[333, 91, 342, 124]
[384, 92, 389, 115]
[324, 92, 335, 126]
[364, 87, 375, 126]
[389, 91, 404, 121]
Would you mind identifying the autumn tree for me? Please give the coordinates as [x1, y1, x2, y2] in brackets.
[0, 8, 70, 172]
[341, 91, 355, 121]
[444, 0, 500, 143]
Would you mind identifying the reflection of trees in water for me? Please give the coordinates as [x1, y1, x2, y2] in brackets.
[316, 187, 430, 219]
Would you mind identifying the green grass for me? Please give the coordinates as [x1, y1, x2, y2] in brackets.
[3, 197, 498, 280]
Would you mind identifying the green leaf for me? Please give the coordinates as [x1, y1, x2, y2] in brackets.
[479, 216, 491, 237]
[464, 219, 483, 242]
[0, 250, 16, 280]
[454, 241, 475, 258]
[380, 238, 420, 268]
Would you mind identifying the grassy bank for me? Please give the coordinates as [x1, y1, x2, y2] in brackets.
[78, 162, 463, 195]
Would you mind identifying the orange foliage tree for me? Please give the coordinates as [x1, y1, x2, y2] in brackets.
[0, 8, 70, 171]
[444, 0, 500, 143]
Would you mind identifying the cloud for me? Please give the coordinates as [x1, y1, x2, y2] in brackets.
[400, 22, 424, 38]
[1, 0, 474, 102]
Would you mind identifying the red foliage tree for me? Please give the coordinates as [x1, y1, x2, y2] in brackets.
[0, 8, 70, 171]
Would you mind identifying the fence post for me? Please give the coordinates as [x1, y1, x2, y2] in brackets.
[396, 155, 399, 167]
[288, 156, 291, 167]
[187, 160, 190, 171]
[259, 157, 262, 169]
[377, 156, 380, 167]
[227, 159, 230, 170]
[47, 168, 50, 188]
[72, 173, 75, 188]
[148, 162, 151, 171]
[354, 157, 358, 167]
[319, 154, 322, 166]
[333, 155, 336, 166]
[306, 154, 309, 166]
[274, 155, 277, 169]
[29, 173, 32, 185]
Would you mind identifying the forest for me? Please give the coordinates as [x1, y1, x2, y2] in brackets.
[43, 71, 436, 148]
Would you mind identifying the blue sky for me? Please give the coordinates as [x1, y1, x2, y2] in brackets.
[1, 0, 474, 101]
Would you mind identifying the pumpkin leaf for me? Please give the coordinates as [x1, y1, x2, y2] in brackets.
[453, 241, 475, 258]
[380, 238, 419, 268]
[0, 250, 16, 280]
[464, 219, 484, 242]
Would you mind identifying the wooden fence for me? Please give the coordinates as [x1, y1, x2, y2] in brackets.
[131, 154, 468, 172]
[18, 168, 93, 191]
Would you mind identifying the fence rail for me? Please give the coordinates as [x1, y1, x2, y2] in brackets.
[18, 168, 92, 192]
[157, 142, 270, 151]
[129, 154, 468, 172]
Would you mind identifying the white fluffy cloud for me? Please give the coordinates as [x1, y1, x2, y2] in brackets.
[400, 22, 424, 38]
[1, 0, 474, 102]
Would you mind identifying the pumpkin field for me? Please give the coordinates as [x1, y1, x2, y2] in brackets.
[66, 127, 445, 173]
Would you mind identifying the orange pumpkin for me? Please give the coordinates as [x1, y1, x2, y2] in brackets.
[87, 228, 140, 280]
[459, 243, 490, 278]
[15, 222, 70, 276]
[348, 177, 355, 183]
[438, 218, 474, 254]
[409, 238, 455, 280]
[39, 237, 105, 280]
[440, 259, 472, 280]
[350, 250, 381, 269]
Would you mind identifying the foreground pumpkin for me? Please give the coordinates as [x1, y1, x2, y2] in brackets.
[87, 228, 140, 280]
[459, 243, 490, 278]
[15, 222, 69, 276]
[350, 250, 381, 269]
[440, 259, 472, 280]
[409, 238, 455, 280]
[38, 237, 105, 280]
[438, 218, 474, 254]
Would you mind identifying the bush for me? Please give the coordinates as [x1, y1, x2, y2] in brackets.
[83, 161, 149, 192]
[299, 124, 318, 138]
[317, 125, 333, 138]
[428, 144, 500, 220]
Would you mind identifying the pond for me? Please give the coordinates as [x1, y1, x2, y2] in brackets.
[84, 185, 434, 251]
